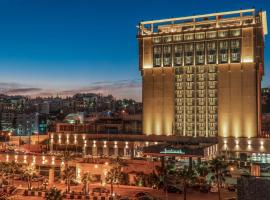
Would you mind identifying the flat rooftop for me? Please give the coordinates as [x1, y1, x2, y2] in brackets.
[138, 9, 267, 36]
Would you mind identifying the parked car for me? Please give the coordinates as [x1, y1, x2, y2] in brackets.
[92, 187, 110, 193]
[135, 192, 150, 198]
[227, 184, 236, 192]
[200, 184, 210, 193]
[166, 185, 182, 194]
[210, 185, 218, 193]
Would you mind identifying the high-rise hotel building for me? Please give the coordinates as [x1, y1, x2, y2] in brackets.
[138, 9, 267, 138]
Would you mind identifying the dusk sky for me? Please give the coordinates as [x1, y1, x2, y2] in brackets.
[0, 0, 269, 101]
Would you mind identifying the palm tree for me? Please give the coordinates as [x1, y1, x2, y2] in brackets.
[8, 161, 21, 185]
[63, 167, 75, 193]
[194, 161, 209, 185]
[155, 163, 175, 190]
[23, 164, 37, 190]
[106, 157, 126, 194]
[61, 151, 74, 170]
[45, 187, 63, 200]
[175, 166, 197, 200]
[81, 172, 92, 195]
[209, 156, 227, 200]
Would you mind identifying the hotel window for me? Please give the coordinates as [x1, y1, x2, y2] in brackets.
[174, 45, 182, 66]
[195, 32, 205, 40]
[173, 35, 182, 41]
[185, 44, 194, 65]
[153, 46, 162, 67]
[230, 39, 241, 63]
[218, 30, 228, 38]
[153, 37, 161, 44]
[230, 29, 241, 37]
[163, 36, 172, 43]
[206, 31, 217, 39]
[196, 43, 205, 65]
[163, 45, 172, 66]
[197, 82, 205, 89]
[184, 34, 194, 41]
[186, 82, 194, 90]
[207, 42, 216, 64]
[186, 74, 194, 82]
[197, 90, 205, 98]
[186, 66, 193, 73]
[208, 65, 217, 73]
[219, 41, 228, 63]
[197, 74, 205, 81]
[186, 90, 194, 98]
[208, 74, 216, 81]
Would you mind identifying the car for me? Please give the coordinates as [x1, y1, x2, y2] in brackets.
[166, 185, 182, 194]
[134, 192, 150, 198]
[138, 196, 153, 200]
[210, 185, 218, 193]
[228, 184, 236, 192]
[92, 187, 110, 193]
[118, 197, 129, 200]
[200, 184, 210, 193]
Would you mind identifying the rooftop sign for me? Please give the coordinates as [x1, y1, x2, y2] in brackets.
[160, 148, 185, 155]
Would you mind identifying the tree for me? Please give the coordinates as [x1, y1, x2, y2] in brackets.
[45, 187, 63, 200]
[106, 167, 124, 195]
[61, 151, 74, 170]
[175, 166, 197, 200]
[106, 157, 126, 195]
[209, 156, 227, 200]
[63, 167, 75, 193]
[194, 161, 209, 185]
[155, 163, 175, 190]
[23, 164, 37, 190]
[81, 172, 92, 195]
[8, 161, 21, 185]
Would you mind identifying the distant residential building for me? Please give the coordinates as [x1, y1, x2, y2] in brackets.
[262, 87, 270, 114]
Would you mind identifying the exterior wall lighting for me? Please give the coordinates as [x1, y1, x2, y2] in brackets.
[52, 157, 55, 165]
[24, 155, 27, 163]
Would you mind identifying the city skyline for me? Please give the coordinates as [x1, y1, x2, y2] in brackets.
[0, 0, 269, 101]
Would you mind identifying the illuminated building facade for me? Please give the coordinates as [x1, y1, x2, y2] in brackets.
[138, 9, 267, 138]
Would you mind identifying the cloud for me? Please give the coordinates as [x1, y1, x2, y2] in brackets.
[7, 88, 42, 94]
[0, 79, 142, 101]
[58, 79, 142, 100]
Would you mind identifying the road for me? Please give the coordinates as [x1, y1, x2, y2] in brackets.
[10, 180, 236, 200]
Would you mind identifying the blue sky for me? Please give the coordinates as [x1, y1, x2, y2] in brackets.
[0, 0, 269, 100]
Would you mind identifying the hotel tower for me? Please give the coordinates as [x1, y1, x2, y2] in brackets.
[138, 9, 267, 138]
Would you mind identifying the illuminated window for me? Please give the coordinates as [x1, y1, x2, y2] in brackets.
[195, 33, 205, 40]
[153, 37, 161, 43]
[218, 30, 228, 38]
[196, 43, 205, 65]
[219, 41, 228, 63]
[230, 29, 241, 37]
[230, 39, 241, 63]
[184, 44, 194, 65]
[173, 35, 182, 41]
[184, 34, 194, 41]
[206, 31, 217, 38]
[186, 74, 194, 82]
[174, 45, 182, 66]
[186, 66, 193, 73]
[163, 45, 172, 66]
[153, 46, 162, 67]
[207, 42, 216, 64]
[163, 36, 172, 43]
